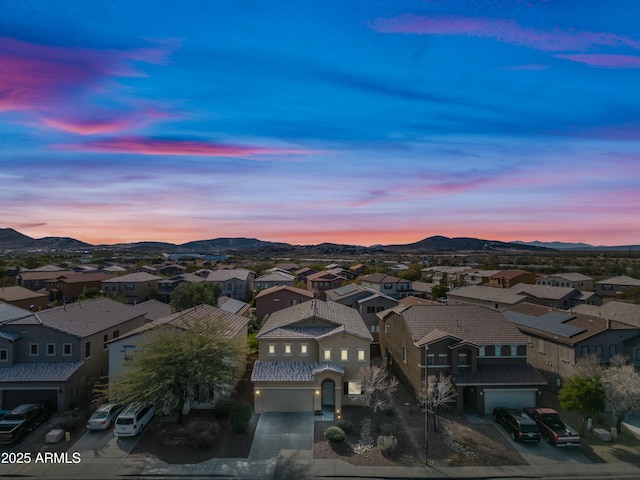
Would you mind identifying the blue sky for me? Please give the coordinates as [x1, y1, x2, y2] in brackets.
[1, 1, 639, 246]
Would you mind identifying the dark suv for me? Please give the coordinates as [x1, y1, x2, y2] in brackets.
[493, 407, 540, 443]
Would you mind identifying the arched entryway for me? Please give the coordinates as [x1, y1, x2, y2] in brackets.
[321, 379, 335, 408]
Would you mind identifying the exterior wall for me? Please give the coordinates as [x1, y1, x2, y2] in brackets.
[102, 280, 160, 304]
[357, 297, 398, 342]
[360, 280, 412, 300]
[0, 325, 82, 364]
[537, 276, 595, 291]
[0, 294, 48, 311]
[488, 272, 538, 288]
[254, 278, 295, 290]
[259, 338, 320, 362]
[596, 281, 640, 298]
[46, 277, 114, 303]
[255, 291, 312, 322]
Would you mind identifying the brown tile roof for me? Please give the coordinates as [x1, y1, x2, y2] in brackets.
[490, 269, 535, 279]
[50, 272, 116, 284]
[571, 301, 640, 329]
[0, 285, 48, 301]
[361, 273, 405, 284]
[399, 296, 441, 306]
[452, 363, 547, 386]
[102, 272, 162, 283]
[255, 285, 314, 299]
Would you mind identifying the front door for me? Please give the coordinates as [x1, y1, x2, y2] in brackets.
[322, 379, 335, 407]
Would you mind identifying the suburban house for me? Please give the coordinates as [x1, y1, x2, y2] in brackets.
[447, 285, 537, 311]
[504, 303, 639, 388]
[487, 269, 539, 288]
[349, 264, 366, 276]
[508, 284, 602, 309]
[306, 271, 346, 298]
[295, 267, 317, 283]
[0, 286, 49, 311]
[131, 299, 173, 321]
[0, 298, 146, 411]
[421, 266, 471, 288]
[205, 269, 255, 302]
[44, 272, 116, 303]
[536, 273, 595, 291]
[157, 273, 206, 300]
[251, 299, 373, 414]
[378, 305, 547, 414]
[16, 269, 76, 291]
[325, 284, 398, 343]
[108, 304, 249, 411]
[254, 285, 314, 324]
[573, 301, 640, 368]
[156, 263, 187, 276]
[411, 281, 436, 298]
[461, 270, 501, 286]
[595, 275, 640, 298]
[101, 272, 163, 305]
[386, 264, 409, 275]
[360, 273, 413, 300]
[254, 271, 295, 291]
[274, 262, 300, 272]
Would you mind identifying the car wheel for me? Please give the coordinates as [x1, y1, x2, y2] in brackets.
[545, 435, 552, 444]
[510, 431, 517, 442]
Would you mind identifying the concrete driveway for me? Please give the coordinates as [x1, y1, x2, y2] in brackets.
[249, 412, 314, 459]
[492, 419, 592, 465]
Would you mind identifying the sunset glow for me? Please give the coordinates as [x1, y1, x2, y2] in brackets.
[1, 1, 639, 247]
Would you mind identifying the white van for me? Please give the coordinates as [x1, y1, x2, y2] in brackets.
[113, 404, 155, 437]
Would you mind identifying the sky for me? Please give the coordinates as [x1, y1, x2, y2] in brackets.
[1, 1, 639, 247]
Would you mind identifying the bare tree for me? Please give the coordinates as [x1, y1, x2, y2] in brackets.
[418, 373, 456, 432]
[601, 355, 640, 432]
[575, 354, 603, 378]
[352, 365, 398, 413]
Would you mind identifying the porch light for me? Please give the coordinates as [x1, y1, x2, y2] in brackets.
[315, 390, 320, 395]
[255, 390, 260, 395]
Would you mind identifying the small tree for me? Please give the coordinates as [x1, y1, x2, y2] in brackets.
[417, 373, 456, 432]
[558, 374, 606, 435]
[602, 355, 640, 432]
[430, 285, 447, 301]
[352, 365, 398, 413]
[170, 282, 221, 312]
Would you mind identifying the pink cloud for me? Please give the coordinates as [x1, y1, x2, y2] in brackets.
[370, 14, 640, 52]
[58, 137, 312, 157]
[555, 54, 640, 68]
[0, 37, 177, 113]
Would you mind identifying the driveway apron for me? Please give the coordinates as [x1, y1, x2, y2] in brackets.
[249, 412, 314, 459]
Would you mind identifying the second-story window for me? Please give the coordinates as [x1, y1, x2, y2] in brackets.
[438, 353, 448, 365]
[341, 349, 348, 362]
[29, 343, 39, 356]
[0, 349, 8, 362]
[357, 349, 366, 362]
[125, 283, 134, 291]
[458, 352, 468, 366]
[323, 348, 331, 361]
[300, 344, 308, 356]
[494, 345, 502, 357]
[46, 344, 55, 356]
[63, 343, 72, 356]
[284, 344, 292, 356]
[85, 342, 91, 359]
[268, 344, 276, 356]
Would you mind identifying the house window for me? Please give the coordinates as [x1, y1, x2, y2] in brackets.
[284, 344, 292, 356]
[458, 352, 468, 366]
[357, 349, 366, 362]
[494, 345, 502, 357]
[494, 303, 499, 310]
[609, 345, 617, 358]
[538, 339, 545, 354]
[595, 345, 603, 358]
[268, 344, 276, 356]
[85, 342, 91, 359]
[63, 343, 72, 356]
[323, 348, 332, 361]
[300, 344, 308, 356]
[560, 345, 570, 362]
[511, 345, 518, 356]
[427, 354, 435, 366]
[29, 343, 39, 356]
[376, 306, 385, 312]
[438, 354, 448, 365]
[113, 330, 119, 339]
[124, 283, 135, 291]
[341, 349, 349, 362]
[0, 349, 7, 362]
[345, 381, 362, 395]
[371, 324, 379, 333]
[402, 346, 407, 363]
[46, 343, 55, 356]
[383, 283, 392, 290]
[601, 284, 613, 291]
[580, 345, 590, 357]
[367, 306, 375, 314]
[103, 334, 109, 350]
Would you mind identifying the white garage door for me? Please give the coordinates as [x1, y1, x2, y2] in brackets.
[261, 389, 313, 412]
[483, 388, 537, 415]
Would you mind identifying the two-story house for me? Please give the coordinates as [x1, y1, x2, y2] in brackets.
[595, 275, 640, 298]
[378, 305, 546, 414]
[255, 286, 314, 324]
[45, 272, 116, 303]
[360, 273, 412, 300]
[254, 271, 295, 291]
[447, 285, 536, 311]
[0, 298, 146, 411]
[251, 299, 373, 414]
[504, 303, 639, 388]
[108, 304, 249, 411]
[306, 271, 346, 298]
[101, 272, 163, 305]
[16, 270, 75, 291]
[157, 273, 206, 301]
[0, 286, 49, 311]
[325, 284, 398, 343]
[205, 269, 255, 302]
[536, 273, 595, 291]
[487, 269, 538, 288]
[508, 284, 602, 309]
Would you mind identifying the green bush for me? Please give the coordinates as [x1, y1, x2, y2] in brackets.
[186, 421, 220, 449]
[230, 402, 253, 433]
[377, 434, 398, 456]
[336, 420, 352, 434]
[324, 426, 345, 443]
[247, 333, 258, 351]
[58, 410, 80, 431]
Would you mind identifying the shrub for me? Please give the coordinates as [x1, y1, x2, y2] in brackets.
[230, 402, 253, 433]
[247, 333, 258, 351]
[377, 434, 398, 456]
[336, 420, 352, 434]
[186, 421, 220, 449]
[324, 426, 346, 443]
[58, 410, 80, 431]
[378, 422, 395, 435]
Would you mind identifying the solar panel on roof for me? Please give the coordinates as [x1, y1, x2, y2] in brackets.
[504, 310, 586, 338]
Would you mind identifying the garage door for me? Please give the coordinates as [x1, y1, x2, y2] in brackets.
[3, 389, 58, 411]
[261, 389, 313, 412]
[483, 388, 537, 415]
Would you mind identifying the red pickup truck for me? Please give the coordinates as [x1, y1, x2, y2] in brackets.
[523, 407, 580, 447]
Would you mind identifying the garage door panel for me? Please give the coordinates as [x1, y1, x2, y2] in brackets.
[3, 390, 58, 411]
[261, 389, 313, 412]
[483, 389, 536, 415]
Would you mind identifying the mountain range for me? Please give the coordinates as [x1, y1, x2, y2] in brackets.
[0, 228, 637, 255]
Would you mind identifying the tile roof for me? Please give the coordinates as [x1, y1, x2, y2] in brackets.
[361, 273, 405, 284]
[0, 286, 49, 301]
[101, 272, 162, 283]
[595, 275, 640, 286]
[206, 269, 254, 282]
[49, 272, 116, 284]
[509, 284, 578, 300]
[544, 272, 593, 282]
[0, 330, 21, 341]
[452, 363, 547, 386]
[257, 299, 372, 341]
[573, 301, 640, 329]
[255, 271, 295, 282]
[255, 285, 314, 299]
[131, 299, 173, 321]
[399, 296, 441, 306]
[490, 269, 535, 279]
[0, 362, 83, 382]
[251, 361, 317, 382]
[0, 303, 32, 324]
[447, 285, 531, 304]
[257, 326, 333, 339]
[7, 297, 143, 338]
[17, 270, 76, 280]
[380, 305, 527, 347]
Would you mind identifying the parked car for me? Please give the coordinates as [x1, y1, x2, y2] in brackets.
[86, 403, 124, 431]
[523, 407, 580, 447]
[0, 404, 50, 444]
[113, 404, 154, 437]
[493, 407, 540, 443]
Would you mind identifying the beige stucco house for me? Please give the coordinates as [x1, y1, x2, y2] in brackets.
[251, 299, 373, 414]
